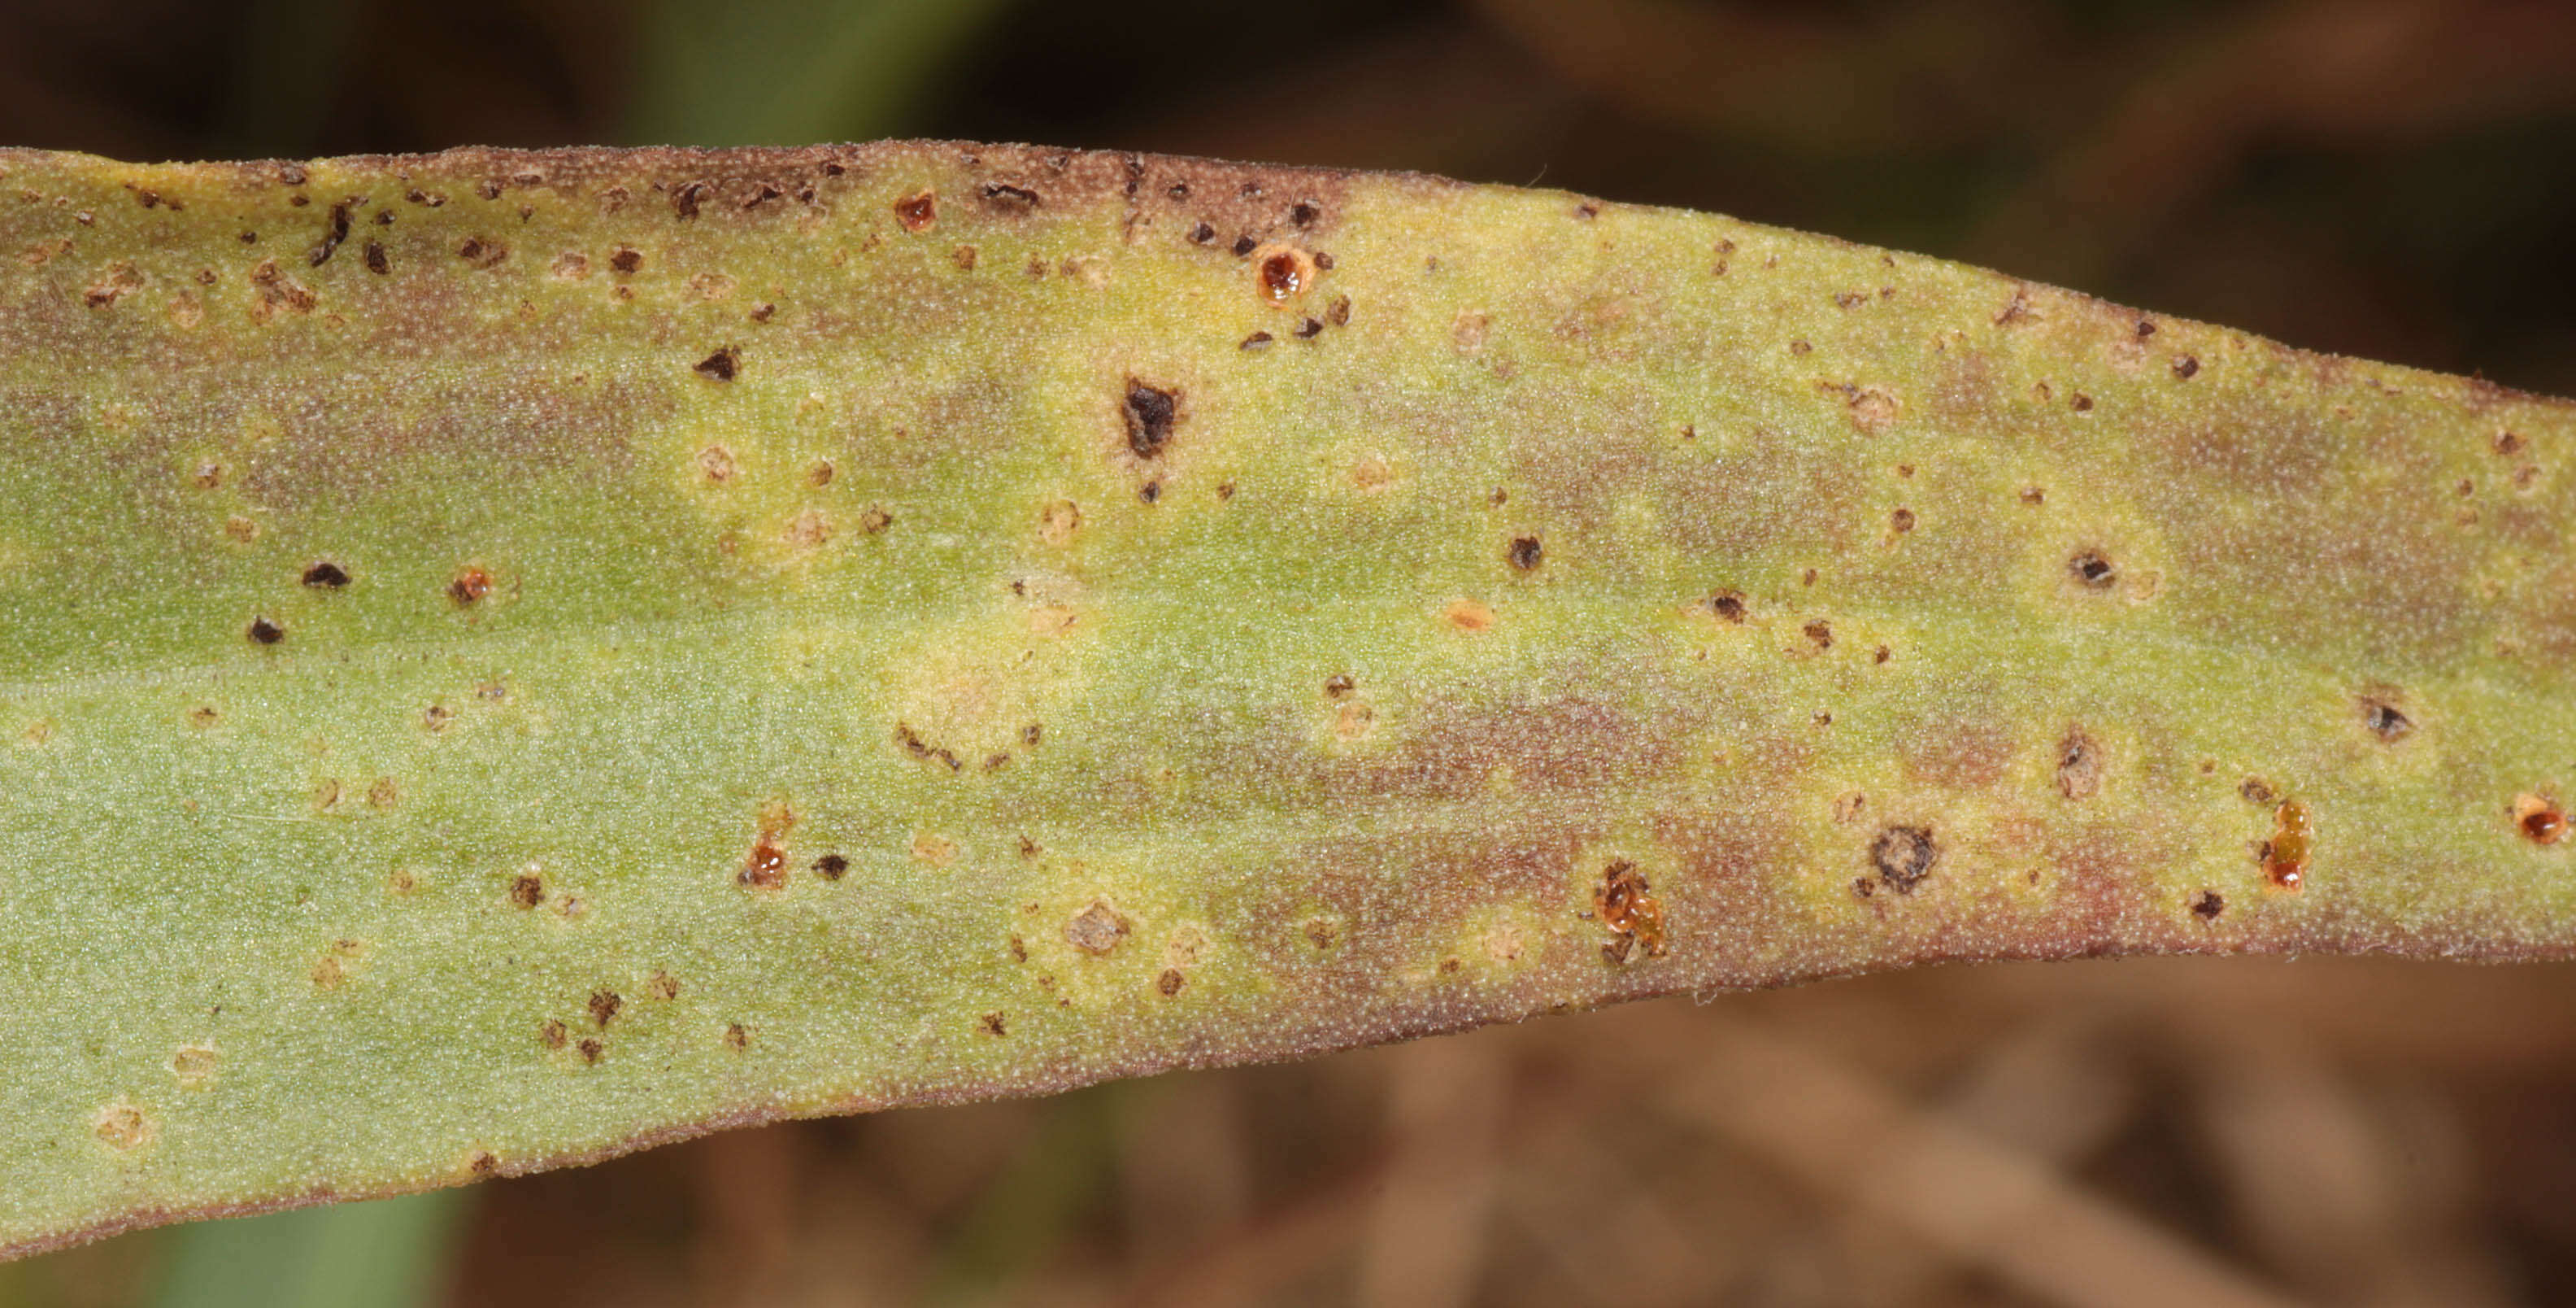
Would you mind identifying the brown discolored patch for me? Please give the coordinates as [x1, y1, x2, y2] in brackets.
[813, 853, 849, 880]
[2174, 355, 2200, 379]
[447, 566, 494, 605]
[724, 1023, 750, 1051]
[538, 1019, 568, 1049]
[92, 1104, 154, 1152]
[607, 246, 642, 273]
[893, 190, 937, 231]
[785, 509, 833, 549]
[2189, 890, 2225, 920]
[170, 1046, 217, 1087]
[509, 873, 545, 909]
[1507, 535, 1543, 571]
[363, 241, 389, 274]
[694, 347, 741, 382]
[1065, 900, 1129, 955]
[1444, 600, 1496, 632]
[577, 1039, 603, 1064]
[1323, 674, 1355, 699]
[1593, 861, 1668, 961]
[979, 181, 1041, 212]
[588, 991, 622, 1027]
[977, 1012, 1007, 1036]
[2056, 727, 2103, 800]
[1801, 620, 1833, 651]
[2515, 794, 2568, 846]
[548, 251, 586, 280]
[1156, 968, 1186, 996]
[1870, 825, 1939, 894]
[455, 236, 507, 269]
[1709, 590, 1748, 623]
[366, 777, 399, 809]
[2265, 800, 2313, 888]
[301, 560, 350, 588]
[646, 971, 681, 1001]
[2068, 549, 2117, 590]
[1121, 380, 1180, 459]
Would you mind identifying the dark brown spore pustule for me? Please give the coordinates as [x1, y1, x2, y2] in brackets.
[894, 190, 936, 231]
[2069, 549, 2118, 589]
[694, 347, 740, 382]
[980, 182, 1040, 212]
[301, 562, 350, 589]
[587, 991, 621, 1027]
[508, 874, 544, 909]
[1870, 825, 1939, 893]
[2190, 890, 2225, 920]
[1710, 590, 1748, 623]
[361, 241, 388, 275]
[246, 617, 284, 645]
[813, 854, 849, 880]
[1121, 381, 1179, 459]
[2362, 697, 2414, 743]
[1508, 536, 1543, 572]
[309, 202, 351, 266]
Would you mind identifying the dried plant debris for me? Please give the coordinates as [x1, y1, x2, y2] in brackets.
[0, 141, 2570, 1257]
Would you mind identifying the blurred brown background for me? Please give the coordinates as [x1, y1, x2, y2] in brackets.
[5, 2, 2576, 1304]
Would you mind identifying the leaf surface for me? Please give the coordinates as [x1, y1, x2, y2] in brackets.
[2, 142, 2570, 1257]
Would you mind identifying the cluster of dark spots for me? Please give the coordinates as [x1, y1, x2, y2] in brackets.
[2056, 727, 2103, 800]
[246, 616, 285, 645]
[1324, 674, 1355, 698]
[301, 561, 350, 588]
[2515, 794, 2568, 845]
[1870, 825, 1939, 893]
[1593, 861, 1667, 962]
[978, 1013, 1007, 1036]
[2068, 549, 2117, 589]
[578, 1039, 603, 1064]
[83, 262, 144, 308]
[673, 181, 709, 218]
[894, 190, 936, 231]
[1065, 900, 1129, 955]
[1122, 380, 1180, 459]
[508, 873, 545, 909]
[2360, 696, 2413, 742]
[587, 990, 622, 1027]
[362, 241, 389, 274]
[308, 202, 354, 266]
[694, 347, 741, 382]
[455, 237, 507, 269]
[2263, 800, 2313, 889]
[894, 722, 961, 770]
[1158, 969, 1186, 997]
[1709, 590, 1748, 623]
[980, 181, 1041, 211]
[1802, 620, 1834, 650]
[2173, 355, 2200, 380]
[1007, 935, 1029, 962]
[406, 188, 446, 207]
[448, 566, 493, 605]
[2189, 890, 2224, 920]
[814, 854, 849, 880]
[1507, 536, 1543, 571]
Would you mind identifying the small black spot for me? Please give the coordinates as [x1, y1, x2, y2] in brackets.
[1122, 380, 1179, 459]
[694, 347, 740, 382]
[1710, 590, 1748, 622]
[1188, 221, 1216, 244]
[1231, 234, 1257, 257]
[2173, 355, 2200, 380]
[814, 854, 849, 880]
[2362, 698, 2413, 743]
[301, 561, 350, 588]
[2189, 890, 2224, 920]
[1289, 201, 1319, 227]
[1869, 824, 1939, 893]
[361, 241, 389, 275]
[247, 617, 285, 645]
[1508, 536, 1543, 571]
[2135, 319, 2157, 338]
[1293, 316, 1324, 339]
[2069, 549, 2117, 589]
[1138, 480, 1161, 504]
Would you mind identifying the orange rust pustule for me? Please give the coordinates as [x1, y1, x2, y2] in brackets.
[1250, 242, 1316, 307]
[2265, 800, 2313, 889]
[2515, 794, 2568, 846]
[447, 567, 493, 606]
[893, 190, 936, 232]
[1595, 861, 1667, 961]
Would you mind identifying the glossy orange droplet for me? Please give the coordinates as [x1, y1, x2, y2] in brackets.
[1249, 242, 1316, 307]
[2265, 799, 2312, 889]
